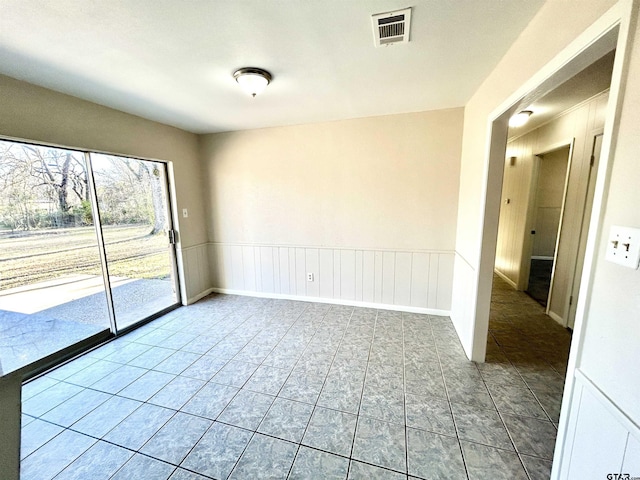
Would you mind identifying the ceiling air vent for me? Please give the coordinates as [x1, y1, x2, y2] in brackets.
[372, 7, 411, 47]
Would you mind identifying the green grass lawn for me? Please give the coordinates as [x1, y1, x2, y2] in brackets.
[0, 224, 173, 290]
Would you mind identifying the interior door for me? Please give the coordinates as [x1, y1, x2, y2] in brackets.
[526, 146, 570, 307]
[566, 131, 603, 329]
[90, 153, 179, 331]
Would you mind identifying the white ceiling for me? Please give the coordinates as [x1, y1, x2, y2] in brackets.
[0, 0, 545, 134]
[508, 50, 616, 139]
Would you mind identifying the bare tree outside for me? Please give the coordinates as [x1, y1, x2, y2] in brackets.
[0, 141, 173, 291]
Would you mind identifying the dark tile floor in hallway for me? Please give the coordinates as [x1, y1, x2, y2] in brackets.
[20, 277, 571, 479]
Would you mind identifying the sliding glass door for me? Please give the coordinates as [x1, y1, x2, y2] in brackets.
[0, 139, 180, 375]
[90, 153, 179, 330]
[0, 141, 111, 373]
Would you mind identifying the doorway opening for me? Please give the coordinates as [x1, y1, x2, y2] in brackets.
[481, 33, 618, 478]
[526, 145, 571, 308]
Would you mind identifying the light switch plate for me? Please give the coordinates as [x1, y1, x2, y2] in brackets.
[605, 225, 640, 269]
[182, 208, 188, 218]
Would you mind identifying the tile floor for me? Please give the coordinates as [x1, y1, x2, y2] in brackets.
[20, 276, 571, 479]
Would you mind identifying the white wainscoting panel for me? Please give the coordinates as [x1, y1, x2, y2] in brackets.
[179, 243, 211, 304]
[557, 370, 640, 480]
[208, 243, 454, 314]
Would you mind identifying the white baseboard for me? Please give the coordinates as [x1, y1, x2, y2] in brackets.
[210, 288, 451, 317]
[548, 310, 566, 327]
[494, 269, 518, 289]
[185, 288, 215, 306]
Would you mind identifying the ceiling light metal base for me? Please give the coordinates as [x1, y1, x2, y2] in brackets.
[233, 67, 272, 97]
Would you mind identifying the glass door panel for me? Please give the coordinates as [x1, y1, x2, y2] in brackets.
[90, 153, 178, 330]
[0, 140, 110, 374]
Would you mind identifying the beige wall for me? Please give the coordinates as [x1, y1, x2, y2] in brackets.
[200, 109, 464, 311]
[201, 109, 463, 250]
[0, 74, 207, 300]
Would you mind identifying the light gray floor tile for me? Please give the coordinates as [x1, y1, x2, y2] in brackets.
[406, 427, 466, 480]
[162, 332, 198, 350]
[41, 388, 111, 427]
[127, 346, 175, 369]
[477, 362, 525, 386]
[451, 402, 514, 450]
[20, 429, 96, 480]
[53, 440, 133, 480]
[118, 370, 176, 401]
[303, 407, 357, 457]
[405, 393, 456, 436]
[90, 364, 147, 394]
[181, 335, 221, 355]
[140, 412, 212, 465]
[22, 414, 36, 428]
[181, 422, 252, 479]
[347, 460, 406, 480]
[532, 388, 563, 422]
[103, 342, 151, 364]
[149, 376, 206, 410]
[258, 398, 314, 443]
[289, 446, 349, 480]
[218, 389, 274, 430]
[245, 364, 291, 395]
[317, 380, 363, 414]
[86, 338, 132, 359]
[71, 395, 141, 438]
[46, 355, 99, 381]
[169, 468, 211, 480]
[178, 354, 227, 380]
[352, 416, 406, 473]
[503, 414, 557, 459]
[22, 377, 59, 401]
[446, 381, 495, 410]
[211, 360, 259, 387]
[229, 433, 297, 480]
[487, 383, 548, 419]
[279, 373, 325, 404]
[461, 441, 528, 480]
[360, 386, 404, 425]
[22, 381, 84, 417]
[405, 372, 447, 398]
[20, 290, 568, 480]
[154, 351, 202, 375]
[103, 403, 175, 450]
[180, 382, 239, 420]
[133, 328, 175, 347]
[111, 453, 176, 480]
[521, 454, 553, 480]
[63, 360, 121, 388]
[20, 419, 64, 460]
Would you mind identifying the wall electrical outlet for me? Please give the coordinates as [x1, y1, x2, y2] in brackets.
[307, 273, 314, 282]
[605, 225, 640, 269]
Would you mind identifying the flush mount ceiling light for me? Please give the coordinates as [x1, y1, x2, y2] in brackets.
[233, 67, 272, 97]
[509, 110, 533, 127]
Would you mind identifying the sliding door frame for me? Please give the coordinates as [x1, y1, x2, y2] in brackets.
[0, 134, 183, 339]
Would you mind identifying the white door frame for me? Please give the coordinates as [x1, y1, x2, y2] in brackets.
[472, 1, 636, 478]
[527, 141, 574, 316]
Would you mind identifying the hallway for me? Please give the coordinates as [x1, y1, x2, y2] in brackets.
[483, 275, 573, 477]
